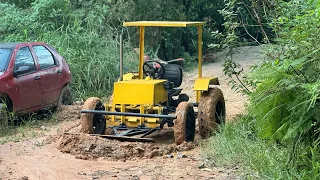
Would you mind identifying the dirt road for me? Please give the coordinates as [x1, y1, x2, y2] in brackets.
[0, 46, 263, 180]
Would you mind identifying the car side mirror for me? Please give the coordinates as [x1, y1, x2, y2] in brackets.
[14, 66, 31, 76]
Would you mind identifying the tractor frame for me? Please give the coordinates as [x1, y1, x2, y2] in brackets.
[79, 21, 226, 144]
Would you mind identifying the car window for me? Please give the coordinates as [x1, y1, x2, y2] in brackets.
[0, 48, 12, 72]
[14, 46, 36, 74]
[33, 45, 57, 70]
[46, 44, 58, 53]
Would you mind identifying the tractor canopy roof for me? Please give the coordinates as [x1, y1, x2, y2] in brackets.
[123, 21, 204, 27]
[123, 21, 205, 84]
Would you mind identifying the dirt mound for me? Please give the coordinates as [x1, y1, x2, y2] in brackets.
[43, 105, 83, 144]
[56, 105, 82, 122]
[57, 133, 196, 161]
[53, 104, 197, 161]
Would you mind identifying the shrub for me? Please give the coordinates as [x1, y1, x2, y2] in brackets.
[247, 0, 320, 143]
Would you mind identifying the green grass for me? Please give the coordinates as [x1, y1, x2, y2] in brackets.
[0, 112, 59, 144]
[201, 116, 320, 179]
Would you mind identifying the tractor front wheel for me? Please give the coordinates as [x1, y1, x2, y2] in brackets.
[198, 87, 226, 138]
[80, 97, 106, 134]
[174, 102, 196, 145]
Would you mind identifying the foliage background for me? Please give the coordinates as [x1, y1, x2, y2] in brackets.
[207, 0, 320, 178]
[2, 0, 320, 178]
[0, 0, 272, 99]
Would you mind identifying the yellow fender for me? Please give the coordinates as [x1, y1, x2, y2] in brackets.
[194, 77, 220, 91]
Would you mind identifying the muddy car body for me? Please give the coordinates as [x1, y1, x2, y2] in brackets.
[0, 42, 72, 118]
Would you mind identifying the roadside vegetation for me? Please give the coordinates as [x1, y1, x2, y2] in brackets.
[0, 111, 59, 144]
[1, 0, 320, 179]
[0, 0, 270, 99]
[202, 0, 320, 179]
[203, 116, 320, 179]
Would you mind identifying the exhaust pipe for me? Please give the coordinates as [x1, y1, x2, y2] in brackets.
[119, 34, 124, 81]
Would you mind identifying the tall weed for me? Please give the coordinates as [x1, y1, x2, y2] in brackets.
[216, 1, 320, 178]
[0, 1, 138, 99]
[245, 0, 320, 144]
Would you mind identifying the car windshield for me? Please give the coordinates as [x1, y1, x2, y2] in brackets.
[0, 48, 12, 72]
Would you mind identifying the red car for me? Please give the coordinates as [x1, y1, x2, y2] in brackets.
[0, 42, 72, 121]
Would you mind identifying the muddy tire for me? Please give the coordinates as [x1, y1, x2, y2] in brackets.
[57, 86, 72, 106]
[198, 88, 226, 138]
[80, 97, 106, 134]
[174, 102, 196, 145]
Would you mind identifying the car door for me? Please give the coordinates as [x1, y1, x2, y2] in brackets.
[13, 46, 42, 112]
[32, 45, 63, 107]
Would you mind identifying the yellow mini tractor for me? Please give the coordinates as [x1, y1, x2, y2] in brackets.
[80, 21, 226, 145]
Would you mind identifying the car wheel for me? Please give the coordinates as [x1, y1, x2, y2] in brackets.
[58, 86, 72, 106]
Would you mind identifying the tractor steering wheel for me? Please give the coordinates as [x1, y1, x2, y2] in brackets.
[143, 60, 165, 79]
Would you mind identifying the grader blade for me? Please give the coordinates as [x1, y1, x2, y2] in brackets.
[94, 134, 155, 143]
[63, 132, 155, 143]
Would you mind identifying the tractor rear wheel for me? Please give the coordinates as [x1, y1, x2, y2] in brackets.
[174, 102, 196, 145]
[80, 97, 106, 134]
[198, 87, 226, 138]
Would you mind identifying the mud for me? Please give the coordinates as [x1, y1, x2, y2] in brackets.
[56, 105, 82, 122]
[54, 104, 198, 161]
[54, 97, 199, 161]
[57, 133, 196, 161]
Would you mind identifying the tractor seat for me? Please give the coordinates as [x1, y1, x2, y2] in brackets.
[162, 64, 183, 88]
